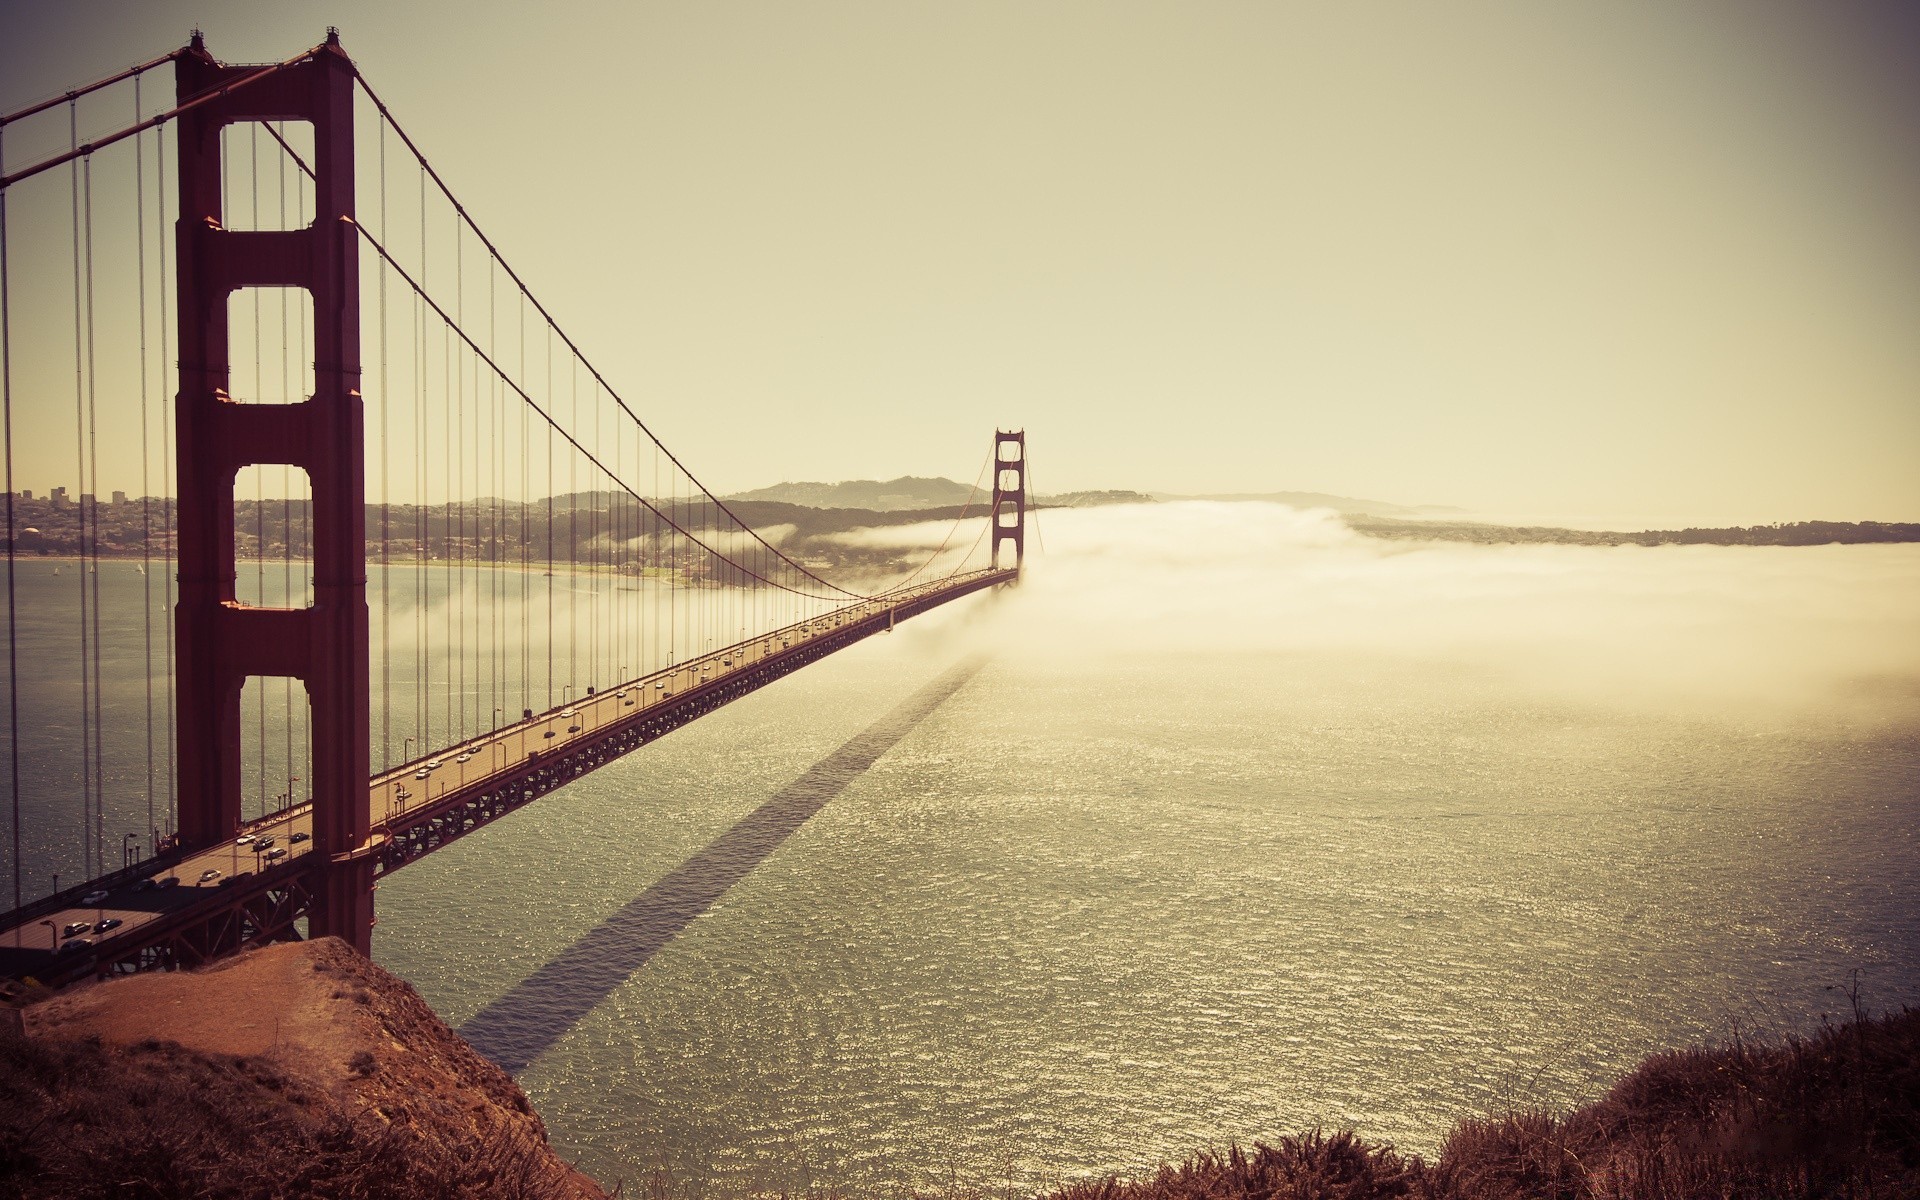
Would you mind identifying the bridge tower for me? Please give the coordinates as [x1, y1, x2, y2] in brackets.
[173, 32, 374, 951]
[991, 429, 1026, 572]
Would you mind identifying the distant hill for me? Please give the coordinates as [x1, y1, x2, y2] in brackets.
[726, 476, 978, 511]
[1348, 516, 1920, 547]
[1040, 490, 1156, 508]
[1153, 490, 1464, 518]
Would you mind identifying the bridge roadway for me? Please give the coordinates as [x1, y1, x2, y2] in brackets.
[0, 566, 1014, 985]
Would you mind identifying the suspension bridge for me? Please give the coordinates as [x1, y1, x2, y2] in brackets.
[0, 32, 1027, 987]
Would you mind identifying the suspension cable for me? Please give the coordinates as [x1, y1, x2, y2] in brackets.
[884, 445, 993, 590]
[353, 218, 865, 602]
[277, 87, 978, 604]
[0, 45, 323, 192]
[346, 68, 868, 600]
[0, 47, 181, 129]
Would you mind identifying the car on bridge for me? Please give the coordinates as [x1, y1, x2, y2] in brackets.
[290, 832, 310, 844]
[198, 869, 221, 883]
[56, 937, 93, 956]
[253, 837, 275, 851]
[94, 917, 122, 935]
[263, 847, 288, 863]
[235, 833, 255, 846]
[81, 890, 109, 905]
[61, 921, 89, 938]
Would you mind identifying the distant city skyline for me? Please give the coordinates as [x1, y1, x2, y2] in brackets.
[2, 1, 1916, 525]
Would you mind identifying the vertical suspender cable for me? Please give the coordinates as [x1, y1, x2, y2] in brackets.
[379, 110, 391, 771]
[135, 80, 156, 855]
[455, 223, 466, 743]
[250, 124, 264, 818]
[84, 152, 106, 870]
[157, 111, 176, 840]
[70, 104, 95, 881]
[278, 122, 293, 806]
[519, 288, 528, 720]
[416, 159, 427, 757]
[0, 131, 22, 906]
[545, 325, 553, 709]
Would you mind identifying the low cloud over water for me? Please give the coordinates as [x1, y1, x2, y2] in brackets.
[895, 501, 1920, 722]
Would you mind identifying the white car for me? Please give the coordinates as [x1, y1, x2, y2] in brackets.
[81, 890, 109, 905]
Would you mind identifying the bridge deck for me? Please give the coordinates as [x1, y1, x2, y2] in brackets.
[0, 567, 1013, 984]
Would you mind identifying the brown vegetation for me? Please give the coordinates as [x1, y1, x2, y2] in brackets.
[0, 938, 606, 1200]
[4, 939, 1913, 1199]
[1049, 1005, 1920, 1200]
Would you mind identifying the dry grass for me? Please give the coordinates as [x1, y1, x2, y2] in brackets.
[1044, 1005, 1920, 1200]
[3, 985, 1913, 1199]
[0, 1029, 591, 1200]
[0, 1027, 590, 1199]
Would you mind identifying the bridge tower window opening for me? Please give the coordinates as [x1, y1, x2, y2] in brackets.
[239, 674, 313, 825]
[225, 287, 314, 405]
[218, 122, 316, 232]
[231, 464, 314, 608]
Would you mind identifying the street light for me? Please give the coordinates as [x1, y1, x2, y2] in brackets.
[39, 920, 54, 951]
[123, 832, 138, 870]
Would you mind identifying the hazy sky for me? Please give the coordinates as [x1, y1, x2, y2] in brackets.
[2, 1, 1916, 523]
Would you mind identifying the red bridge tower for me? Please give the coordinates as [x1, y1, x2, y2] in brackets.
[172, 31, 375, 952]
[991, 429, 1026, 571]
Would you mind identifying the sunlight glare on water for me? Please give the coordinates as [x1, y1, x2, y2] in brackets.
[370, 503, 1920, 1196]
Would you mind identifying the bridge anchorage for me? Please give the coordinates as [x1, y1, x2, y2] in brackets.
[0, 32, 1028, 985]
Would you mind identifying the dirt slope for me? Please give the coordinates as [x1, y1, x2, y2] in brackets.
[4, 937, 607, 1200]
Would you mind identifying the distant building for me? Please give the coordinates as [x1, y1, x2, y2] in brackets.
[50, 487, 68, 507]
[80, 493, 97, 510]
[17, 489, 29, 501]
[111, 490, 128, 506]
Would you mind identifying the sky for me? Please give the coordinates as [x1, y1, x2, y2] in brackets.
[1, 0, 1916, 524]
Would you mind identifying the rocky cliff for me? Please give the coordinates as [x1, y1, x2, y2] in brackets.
[0, 937, 606, 1200]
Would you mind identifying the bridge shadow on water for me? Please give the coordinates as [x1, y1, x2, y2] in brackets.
[456, 657, 986, 1074]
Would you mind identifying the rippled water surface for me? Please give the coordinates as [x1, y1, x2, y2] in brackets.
[366, 511, 1919, 1196]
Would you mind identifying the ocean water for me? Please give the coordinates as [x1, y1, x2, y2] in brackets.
[357, 505, 1920, 1196]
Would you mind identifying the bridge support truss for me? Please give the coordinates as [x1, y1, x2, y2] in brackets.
[173, 32, 373, 952]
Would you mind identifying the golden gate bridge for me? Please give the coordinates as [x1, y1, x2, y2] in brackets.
[0, 31, 1027, 986]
